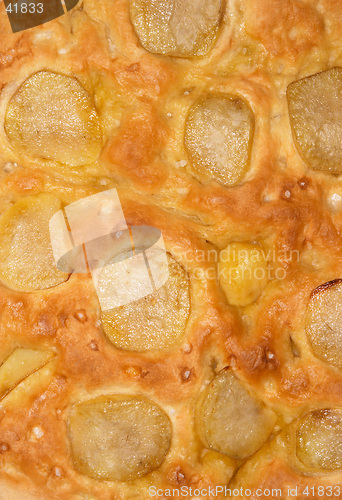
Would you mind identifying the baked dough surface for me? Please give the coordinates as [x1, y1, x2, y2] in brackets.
[0, 0, 342, 499]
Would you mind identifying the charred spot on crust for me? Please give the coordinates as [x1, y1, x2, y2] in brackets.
[310, 279, 342, 298]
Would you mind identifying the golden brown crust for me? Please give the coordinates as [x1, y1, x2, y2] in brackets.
[1, 0, 342, 498]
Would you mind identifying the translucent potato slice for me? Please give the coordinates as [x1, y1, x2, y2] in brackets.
[196, 369, 276, 460]
[218, 242, 268, 307]
[101, 254, 190, 351]
[287, 67, 342, 174]
[0, 194, 69, 292]
[1, 360, 56, 410]
[68, 395, 172, 481]
[184, 94, 255, 186]
[296, 409, 342, 470]
[0, 348, 54, 400]
[5, 71, 102, 167]
[305, 280, 342, 368]
[129, 0, 223, 57]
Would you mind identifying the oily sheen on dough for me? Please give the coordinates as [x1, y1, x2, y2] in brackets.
[1, 0, 342, 499]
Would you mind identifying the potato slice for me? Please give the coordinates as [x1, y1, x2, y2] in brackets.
[185, 94, 255, 186]
[0, 348, 54, 400]
[287, 67, 342, 174]
[296, 409, 342, 470]
[305, 280, 342, 368]
[2, 359, 57, 410]
[5, 71, 102, 167]
[218, 242, 268, 307]
[196, 369, 276, 460]
[0, 194, 69, 291]
[129, 0, 223, 57]
[68, 395, 172, 481]
[101, 254, 190, 351]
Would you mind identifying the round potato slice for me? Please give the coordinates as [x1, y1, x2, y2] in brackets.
[68, 395, 172, 481]
[287, 67, 342, 174]
[5, 71, 102, 167]
[185, 94, 255, 186]
[196, 369, 277, 460]
[305, 280, 342, 368]
[0, 194, 69, 292]
[296, 409, 342, 470]
[129, 0, 223, 57]
[218, 242, 269, 307]
[101, 253, 190, 351]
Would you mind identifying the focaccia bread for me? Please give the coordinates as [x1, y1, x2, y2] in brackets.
[1, 1, 342, 499]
